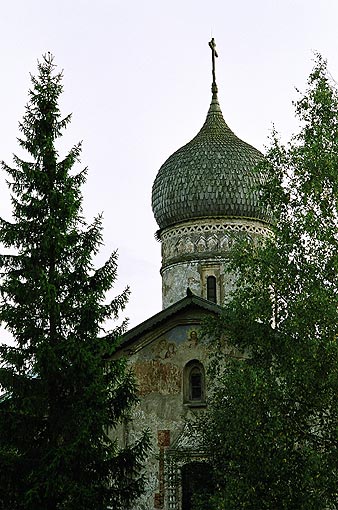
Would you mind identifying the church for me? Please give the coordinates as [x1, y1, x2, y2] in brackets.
[115, 39, 270, 510]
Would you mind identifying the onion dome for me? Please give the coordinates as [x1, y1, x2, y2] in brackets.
[152, 40, 268, 232]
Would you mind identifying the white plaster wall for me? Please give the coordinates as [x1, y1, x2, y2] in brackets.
[161, 261, 202, 308]
[124, 325, 210, 510]
[159, 218, 270, 309]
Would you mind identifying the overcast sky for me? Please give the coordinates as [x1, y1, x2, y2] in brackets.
[1, 0, 337, 337]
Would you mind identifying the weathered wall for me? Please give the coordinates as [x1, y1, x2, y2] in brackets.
[161, 258, 236, 309]
[123, 323, 209, 510]
[160, 218, 269, 308]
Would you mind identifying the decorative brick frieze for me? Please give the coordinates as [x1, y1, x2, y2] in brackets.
[160, 218, 270, 241]
[160, 218, 271, 268]
[159, 218, 271, 308]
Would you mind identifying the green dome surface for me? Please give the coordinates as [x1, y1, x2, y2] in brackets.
[152, 92, 268, 231]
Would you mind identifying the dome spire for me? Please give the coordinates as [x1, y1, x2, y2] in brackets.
[152, 38, 268, 233]
[208, 38, 218, 95]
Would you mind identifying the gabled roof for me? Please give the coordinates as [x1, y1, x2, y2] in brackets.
[117, 293, 222, 353]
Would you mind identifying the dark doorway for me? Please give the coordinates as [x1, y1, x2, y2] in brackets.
[181, 461, 213, 510]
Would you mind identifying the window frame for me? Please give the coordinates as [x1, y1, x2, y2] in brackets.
[183, 360, 206, 406]
[206, 275, 217, 303]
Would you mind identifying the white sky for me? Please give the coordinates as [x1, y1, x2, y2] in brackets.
[1, 0, 338, 337]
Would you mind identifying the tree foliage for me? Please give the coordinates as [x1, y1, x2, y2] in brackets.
[0, 54, 149, 510]
[197, 55, 338, 509]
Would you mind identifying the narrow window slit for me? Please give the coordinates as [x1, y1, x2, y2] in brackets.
[207, 275, 217, 303]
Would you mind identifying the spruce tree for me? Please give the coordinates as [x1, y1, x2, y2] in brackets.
[0, 54, 149, 510]
[197, 55, 338, 509]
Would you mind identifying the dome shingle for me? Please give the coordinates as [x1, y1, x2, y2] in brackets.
[152, 92, 268, 231]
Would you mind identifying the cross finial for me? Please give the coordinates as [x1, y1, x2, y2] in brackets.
[208, 38, 218, 93]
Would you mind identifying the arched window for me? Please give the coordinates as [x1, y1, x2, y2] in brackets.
[207, 275, 217, 303]
[189, 366, 202, 401]
[184, 360, 205, 405]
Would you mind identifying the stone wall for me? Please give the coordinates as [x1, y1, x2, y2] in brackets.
[160, 218, 269, 308]
[123, 323, 209, 510]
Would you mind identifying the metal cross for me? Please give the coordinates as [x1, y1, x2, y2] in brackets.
[208, 38, 218, 86]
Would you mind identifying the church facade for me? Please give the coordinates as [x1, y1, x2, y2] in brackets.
[115, 40, 270, 510]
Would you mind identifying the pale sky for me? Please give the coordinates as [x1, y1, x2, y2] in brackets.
[1, 0, 338, 337]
